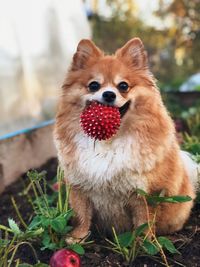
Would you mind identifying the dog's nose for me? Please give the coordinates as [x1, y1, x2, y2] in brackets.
[102, 91, 116, 103]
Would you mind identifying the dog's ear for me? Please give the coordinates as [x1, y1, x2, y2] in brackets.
[116, 38, 148, 69]
[71, 39, 103, 71]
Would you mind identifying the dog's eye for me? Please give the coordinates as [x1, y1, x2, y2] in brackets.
[117, 82, 129, 92]
[88, 81, 101, 92]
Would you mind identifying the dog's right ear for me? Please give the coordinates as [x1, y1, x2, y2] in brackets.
[71, 39, 103, 71]
[116, 38, 148, 69]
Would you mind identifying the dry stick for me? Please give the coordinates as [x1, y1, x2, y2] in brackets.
[177, 233, 199, 252]
[167, 257, 186, 267]
[7, 241, 38, 267]
[148, 255, 186, 267]
[30, 180, 43, 214]
[142, 196, 170, 267]
[3, 235, 17, 267]
[11, 197, 28, 229]
[112, 227, 124, 257]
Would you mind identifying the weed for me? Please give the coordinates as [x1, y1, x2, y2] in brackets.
[0, 168, 196, 266]
[106, 189, 192, 266]
[182, 134, 200, 155]
[0, 167, 85, 266]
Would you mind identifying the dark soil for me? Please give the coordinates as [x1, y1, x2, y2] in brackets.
[0, 158, 200, 267]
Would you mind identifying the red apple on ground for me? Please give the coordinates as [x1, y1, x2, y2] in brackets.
[50, 249, 81, 267]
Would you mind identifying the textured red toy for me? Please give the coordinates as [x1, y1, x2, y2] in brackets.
[80, 101, 121, 140]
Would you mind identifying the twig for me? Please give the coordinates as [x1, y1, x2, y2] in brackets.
[142, 196, 170, 267]
[11, 197, 28, 229]
[8, 241, 39, 267]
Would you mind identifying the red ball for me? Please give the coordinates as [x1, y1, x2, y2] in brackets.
[80, 101, 121, 141]
[50, 249, 81, 267]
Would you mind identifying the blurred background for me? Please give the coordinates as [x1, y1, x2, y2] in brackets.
[0, 0, 199, 152]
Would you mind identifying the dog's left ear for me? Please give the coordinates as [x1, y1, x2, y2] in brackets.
[116, 38, 148, 69]
[71, 39, 103, 71]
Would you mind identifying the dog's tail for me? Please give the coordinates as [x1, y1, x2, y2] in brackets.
[180, 150, 200, 191]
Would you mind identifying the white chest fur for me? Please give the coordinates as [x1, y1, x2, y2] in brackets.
[66, 133, 148, 193]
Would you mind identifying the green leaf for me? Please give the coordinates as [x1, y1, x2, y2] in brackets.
[147, 195, 192, 205]
[41, 230, 58, 251]
[24, 227, 44, 239]
[64, 209, 74, 221]
[58, 239, 66, 249]
[186, 143, 200, 154]
[27, 170, 47, 181]
[41, 230, 51, 248]
[136, 189, 148, 196]
[62, 225, 73, 234]
[117, 232, 134, 247]
[32, 227, 44, 235]
[145, 197, 158, 206]
[135, 223, 149, 237]
[51, 216, 66, 233]
[28, 216, 41, 230]
[8, 218, 21, 235]
[40, 216, 51, 227]
[158, 236, 179, 254]
[41, 242, 57, 251]
[47, 207, 58, 218]
[142, 240, 159, 255]
[165, 195, 192, 203]
[69, 243, 85, 255]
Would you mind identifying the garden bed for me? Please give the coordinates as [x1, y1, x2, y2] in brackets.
[0, 158, 199, 267]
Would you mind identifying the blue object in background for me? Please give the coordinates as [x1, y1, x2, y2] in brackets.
[0, 120, 55, 141]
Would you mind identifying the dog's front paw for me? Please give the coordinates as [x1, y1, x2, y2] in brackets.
[65, 230, 91, 245]
[65, 235, 80, 245]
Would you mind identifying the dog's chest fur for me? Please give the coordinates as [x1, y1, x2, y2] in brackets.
[59, 133, 158, 230]
[65, 133, 149, 192]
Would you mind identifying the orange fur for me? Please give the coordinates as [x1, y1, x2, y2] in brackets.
[54, 38, 195, 241]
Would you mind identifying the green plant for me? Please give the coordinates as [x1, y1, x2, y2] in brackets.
[181, 106, 200, 138]
[182, 134, 200, 155]
[26, 168, 73, 251]
[106, 189, 192, 266]
[0, 164, 197, 266]
[0, 168, 85, 266]
[0, 218, 43, 267]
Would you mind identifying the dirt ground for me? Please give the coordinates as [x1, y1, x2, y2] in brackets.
[0, 158, 199, 267]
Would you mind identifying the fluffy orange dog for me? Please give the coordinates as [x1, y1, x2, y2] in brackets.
[54, 38, 197, 242]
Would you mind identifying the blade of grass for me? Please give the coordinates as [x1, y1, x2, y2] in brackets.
[57, 166, 63, 213]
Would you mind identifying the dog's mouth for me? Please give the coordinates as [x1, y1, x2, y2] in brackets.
[84, 100, 131, 118]
[119, 100, 131, 118]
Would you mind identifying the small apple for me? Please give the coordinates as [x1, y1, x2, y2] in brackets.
[51, 182, 59, 192]
[50, 249, 81, 267]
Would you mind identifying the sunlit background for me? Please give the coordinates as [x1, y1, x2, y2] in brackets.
[0, 0, 199, 137]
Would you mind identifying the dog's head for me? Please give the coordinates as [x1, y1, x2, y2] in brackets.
[59, 38, 170, 137]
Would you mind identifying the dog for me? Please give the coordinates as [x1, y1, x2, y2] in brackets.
[54, 38, 198, 243]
